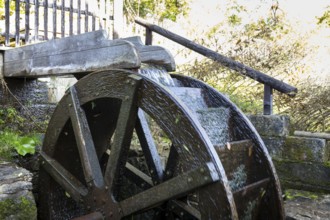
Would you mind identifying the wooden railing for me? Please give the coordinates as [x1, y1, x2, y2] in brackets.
[135, 18, 297, 115]
[2, 0, 123, 47]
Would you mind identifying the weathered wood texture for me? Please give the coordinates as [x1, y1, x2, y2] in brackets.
[4, 30, 176, 78]
[124, 36, 175, 71]
[4, 30, 139, 77]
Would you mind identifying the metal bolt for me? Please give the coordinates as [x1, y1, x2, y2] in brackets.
[41, 161, 45, 165]
[166, 171, 171, 176]
[105, 186, 109, 190]
[89, 183, 93, 187]
[188, 177, 193, 183]
[200, 168, 205, 173]
[180, 212, 184, 216]
[150, 169, 154, 174]
[204, 176, 209, 181]
[68, 103, 72, 107]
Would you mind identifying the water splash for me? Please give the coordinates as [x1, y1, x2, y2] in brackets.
[138, 64, 177, 87]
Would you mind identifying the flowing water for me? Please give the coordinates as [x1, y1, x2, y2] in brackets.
[138, 64, 178, 87]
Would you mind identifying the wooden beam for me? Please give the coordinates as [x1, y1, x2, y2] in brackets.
[124, 36, 175, 72]
[135, 18, 297, 96]
[3, 30, 141, 78]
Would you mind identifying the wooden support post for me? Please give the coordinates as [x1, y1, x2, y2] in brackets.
[145, 28, 153, 45]
[44, 0, 49, 40]
[25, 0, 30, 43]
[35, 0, 39, 42]
[263, 84, 273, 115]
[5, 0, 10, 46]
[15, 0, 20, 46]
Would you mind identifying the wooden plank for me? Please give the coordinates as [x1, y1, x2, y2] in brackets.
[5, 0, 10, 46]
[85, 0, 89, 33]
[35, 0, 39, 42]
[69, 0, 73, 35]
[15, 0, 20, 46]
[25, 0, 30, 43]
[124, 36, 176, 71]
[78, 0, 81, 34]
[61, 0, 65, 38]
[44, 0, 49, 40]
[4, 30, 141, 78]
[53, 0, 57, 38]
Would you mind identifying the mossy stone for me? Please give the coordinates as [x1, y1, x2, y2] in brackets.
[0, 196, 37, 220]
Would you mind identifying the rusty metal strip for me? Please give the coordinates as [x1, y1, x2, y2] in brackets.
[40, 152, 88, 201]
[120, 162, 220, 217]
[68, 86, 104, 188]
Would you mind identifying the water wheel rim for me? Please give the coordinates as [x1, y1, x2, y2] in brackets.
[171, 73, 285, 219]
[38, 69, 237, 219]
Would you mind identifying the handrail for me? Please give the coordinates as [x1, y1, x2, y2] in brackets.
[135, 18, 298, 115]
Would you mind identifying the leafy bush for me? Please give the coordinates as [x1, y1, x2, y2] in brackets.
[0, 130, 40, 160]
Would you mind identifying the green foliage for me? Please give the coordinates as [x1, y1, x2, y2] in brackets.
[0, 197, 37, 220]
[280, 81, 330, 132]
[317, 6, 330, 27]
[0, 130, 40, 160]
[124, 0, 189, 22]
[0, 107, 25, 129]
[180, 2, 325, 132]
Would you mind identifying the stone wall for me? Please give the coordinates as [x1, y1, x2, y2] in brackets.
[248, 115, 330, 193]
[0, 78, 56, 132]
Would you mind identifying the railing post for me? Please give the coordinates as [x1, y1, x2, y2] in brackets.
[263, 84, 273, 115]
[145, 28, 152, 45]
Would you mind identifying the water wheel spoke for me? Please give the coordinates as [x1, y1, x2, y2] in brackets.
[119, 162, 220, 216]
[125, 162, 153, 189]
[167, 200, 201, 220]
[164, 144, 179, 180]
[136, 109, 164, 183]
[40, 152, 88, 201]
[68, 86, 104, 188]
[104, 77, 141, 189]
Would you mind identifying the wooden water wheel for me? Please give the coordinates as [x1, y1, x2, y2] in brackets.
[38, 69, 284, 219]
